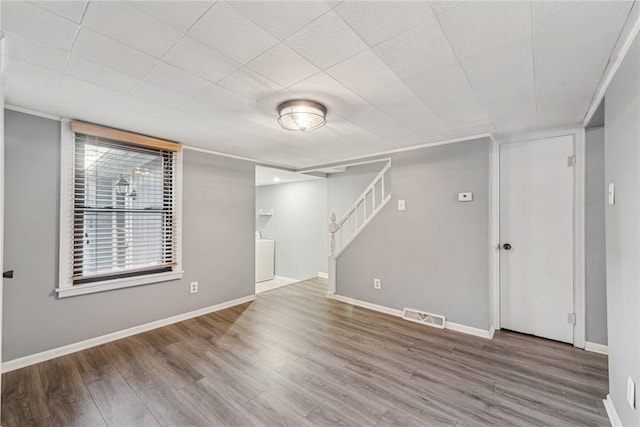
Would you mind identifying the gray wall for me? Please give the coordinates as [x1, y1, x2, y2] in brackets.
[256, 179, 328, 279]
[585, 127, 607, 345]
[335, 139, 491, 329]
[604, 35, 640, 425]
[3, 110, 256, 361]
[327, 161, 387, 219]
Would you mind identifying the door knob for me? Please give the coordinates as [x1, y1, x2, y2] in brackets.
[3, 270, 14, 279]
[502, 243, 512, 251]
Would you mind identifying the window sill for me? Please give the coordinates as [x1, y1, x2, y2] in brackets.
[56, 270, 184, 298]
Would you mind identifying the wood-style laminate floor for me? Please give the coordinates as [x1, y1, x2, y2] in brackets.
[2, 278, 609, 426]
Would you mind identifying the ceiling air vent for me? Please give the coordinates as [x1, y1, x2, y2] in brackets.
[402, 308, 445, 329]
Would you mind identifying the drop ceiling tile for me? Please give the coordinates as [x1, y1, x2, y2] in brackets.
[129, 1, 213, 32]
[4, 57, 62, 88]
[436, 1, 532, 61]
[178, 99, 242, 125]
[120, 95, 177, 118]
[218, 68, 282, 101]
[81, 2, 183, 58]
[30, 1, 88, 23]
[335, 1, 434, 47]
[429, 1, 461, 16]
[287, 72, 368, 117]
[197, 84, 253, 110]
[373, 22, 459, 80]
[533, 1, 632, 124]
[379, 103, 449, 137]
[57, 75, 125, 106]
[249, 89, 298, 121]
[2, 2, 78, 50]
[229, 1, 332, 40]
[128, 81, 191, 108]
[4, 32, 69, 72]
[284, 11, 368, 69]
[188, 2, 279, 64]
[325, 50, 419, 106]
[72, 28, 157, 78]
[162, 36, 241, 83]
[65, 56, 139, 93]
[4, 80, 55, 114]
[247, 44, 320, 87]
[402, 65, 490, 128]
[533, 1, 597, 21]
[341, 106, 422, 143]
[144, 62, 210, 98]
[534, 1, 631, 55]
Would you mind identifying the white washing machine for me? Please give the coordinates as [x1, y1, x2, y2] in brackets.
[255, 231, 275, 282]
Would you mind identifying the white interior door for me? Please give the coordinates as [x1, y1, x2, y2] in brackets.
[500, 135, 575, 343]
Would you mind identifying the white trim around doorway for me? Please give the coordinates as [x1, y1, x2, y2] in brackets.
[489, 127, 586, 349]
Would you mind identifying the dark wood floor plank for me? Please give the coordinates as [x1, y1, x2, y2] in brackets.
[1, 365, 51, 427]
[193, 377, 262, 427]
[2, 279, 609, 426]
[73, 347, 159, 427]
[37, 355, 106, 427]
[122, 367, 213, 426]
[243, 391, 316, 427]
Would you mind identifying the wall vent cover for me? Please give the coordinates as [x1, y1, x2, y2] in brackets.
[402, 308, 445, 329]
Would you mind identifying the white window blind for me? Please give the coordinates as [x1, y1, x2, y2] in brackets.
[71, 133, 178, 284]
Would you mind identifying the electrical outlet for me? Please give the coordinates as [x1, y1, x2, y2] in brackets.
[190, 281, 198, 294]
[374, 278, 381, 289]
[627, 377, 636, 409]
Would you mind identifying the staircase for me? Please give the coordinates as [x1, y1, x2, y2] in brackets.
[328, 161, 392, 293]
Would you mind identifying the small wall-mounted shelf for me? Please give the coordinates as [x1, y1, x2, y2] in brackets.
[257, 209, 273, 216]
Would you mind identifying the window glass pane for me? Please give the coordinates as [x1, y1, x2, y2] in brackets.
[73, 135, 175, 282]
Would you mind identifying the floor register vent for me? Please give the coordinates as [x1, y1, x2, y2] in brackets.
[402, 308, 445, 329]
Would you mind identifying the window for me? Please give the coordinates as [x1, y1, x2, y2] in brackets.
[58, 120, 183, 297]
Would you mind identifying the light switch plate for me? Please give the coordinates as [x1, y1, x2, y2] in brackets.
[458, 192, 473, 202]
[608, 183, 615, 205]
[627, 377, 636, 409]
[398, 200, 405, 211]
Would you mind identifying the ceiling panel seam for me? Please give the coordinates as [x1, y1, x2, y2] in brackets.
[427, 2, 497, 133]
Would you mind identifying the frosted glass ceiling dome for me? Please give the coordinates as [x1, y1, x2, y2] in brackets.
[277, 100, 327, 132]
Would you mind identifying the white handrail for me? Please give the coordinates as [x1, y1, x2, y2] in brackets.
[329, 161, 391, 259]
[336, 161, 391, 227]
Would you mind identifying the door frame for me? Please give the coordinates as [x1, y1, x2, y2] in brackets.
[489, 127, 586, 348]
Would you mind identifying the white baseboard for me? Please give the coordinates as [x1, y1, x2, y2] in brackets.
[603, 394, 623, 427]
[273, 275, 300, 284]
[328, 293, 404, 317]
[318, 272, 328, 279]
[585, 341, 608, 355]
[327, 293, 492, 339]
[1, 294, 256, 373]
[445, 321, 493, 339]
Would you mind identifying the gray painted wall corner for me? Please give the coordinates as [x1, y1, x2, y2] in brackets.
[256, 179, 328, 280]
[3, 110, 256, 361]
[604, 35, 640, 426]
[585, 127, 607, 346]
[335, 139, 492, 330]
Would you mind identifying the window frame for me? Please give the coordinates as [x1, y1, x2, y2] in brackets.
[57, 119, 183, 298]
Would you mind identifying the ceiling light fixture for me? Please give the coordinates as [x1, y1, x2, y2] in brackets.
[277, 99, 327, 132]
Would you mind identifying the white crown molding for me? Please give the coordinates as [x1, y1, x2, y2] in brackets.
[583, 3, 640, 126]
[297, 133, 492, 172]
[6, 104, 61, 121]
